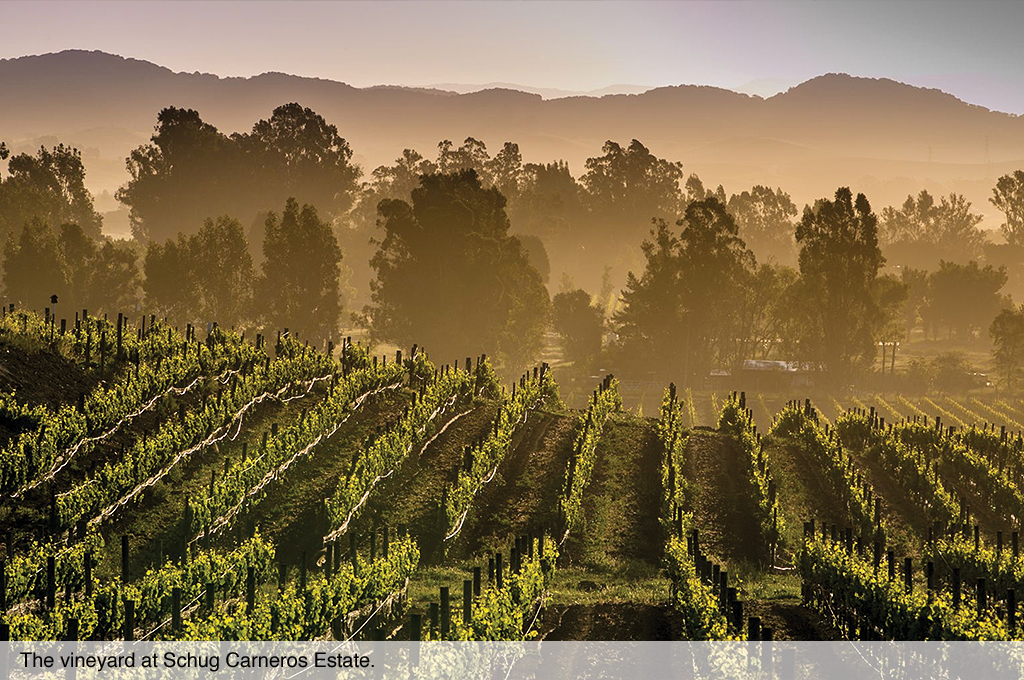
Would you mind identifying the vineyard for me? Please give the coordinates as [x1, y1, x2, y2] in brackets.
[5, 309, 1024, 642]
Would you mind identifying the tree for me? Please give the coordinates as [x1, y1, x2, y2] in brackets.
[794, 188, 885, 381]
[992, 171, 1024, 247]
[3, 218, 68, 307]
[486, 142, 524, 203]
[0, 144, 103, 243]
[259, 199, 342, 342]
[244, 103, 361, 219]
[898, 267, 929, 339]
[190, 216, 255, 328]
[118, 107, 248, 243]
[582, 140, 685, 238]
[510, 161, 585, 242]
[552, 289, 604, 370]
[436, 138, 491, 182]
[921, 260, 1008, 341]
[991, 305, 1024, 391]
[364, 170, 549, 372]
[881, 190, 986, 268]
[118, 105, 362, 243]
[727, 186, 798, 265]
[144, 236, 192, 322]
[612, 197, 755, 379]
[83, 240, 141, 314]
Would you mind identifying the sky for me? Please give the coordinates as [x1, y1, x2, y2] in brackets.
[2, 0, 1024, 113]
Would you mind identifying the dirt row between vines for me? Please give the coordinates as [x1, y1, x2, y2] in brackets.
[685, 429, 839, 641]
[539, 413, 682, 641]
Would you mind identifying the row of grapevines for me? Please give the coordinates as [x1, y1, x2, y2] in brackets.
[444, 365, 554, 539]
[0, 315, 262, 495]
[663, 532, 738, 640]
[559, 376, 621, 542]
[659, 385, 688, 528]
[181, 536, 420, 640]
[192, 353, 408, 540]
[770, 403, 879, 539]
[843, 409, 1024, 525]
[835, 412, 958, 525]
[927, 533, 1024, 597]
[657, 385, 737, 640]
[801, 536, 1015, 640]
[444, 535, 557, 640]
[325, 358, 480, 541]
[55, 338, 336, 532]
[4, 534, 275, 640]
[718, 395, 783, 558]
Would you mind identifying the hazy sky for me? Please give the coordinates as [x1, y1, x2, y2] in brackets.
[3, 0, 1024, 113]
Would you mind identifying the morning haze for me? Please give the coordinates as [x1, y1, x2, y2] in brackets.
[3, 0, 1024, 645]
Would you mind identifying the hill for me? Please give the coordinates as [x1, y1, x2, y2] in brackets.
[2, 50, 1023, 227]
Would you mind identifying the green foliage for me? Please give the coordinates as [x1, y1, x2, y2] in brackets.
[4, 534, 275, 640]
[444, 364, 555, 538]
[0, 311, 260, 495]
[718, 396, 784, 559]
[183, 536, 419, 641]
[58, 337, 335, 532]
[769, 403, 878, 539]
[801, 537, 1016, 640]
[559, 377, 621, 541]
[445, 536, 557, 640]
[325, 358, 476, 538]
[193, 351, 403, 538]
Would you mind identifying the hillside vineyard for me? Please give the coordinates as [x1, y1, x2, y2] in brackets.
[1, 309, 1024, 641]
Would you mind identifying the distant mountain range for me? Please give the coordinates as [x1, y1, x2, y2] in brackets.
[2, 50, 1022, 232]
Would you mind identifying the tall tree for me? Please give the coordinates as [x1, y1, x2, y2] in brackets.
[991, 305, 1024, 391]
[881, 190, 986, 268]
[612, 197, 755, 379]
[144, 235, 193, 322]
[364, 170, 549, 372]
[190, 216, 255, 328]
[727, 186, 798, 265]
[552, 289, 604, 370]
[794, 187, 885, 381]
[0, 144, 102, 243]
[921, 260, 1008, 341]
[992, 171, 1024, 247]
[3, 218, 68, 307]
[582, 139, 685, 238]
[244, 103, 361, 219]
[118, 107, 248, 243]
[118, 104, 361, 243]
[259, 199, 342, 342]
[83, 240, 142, 315]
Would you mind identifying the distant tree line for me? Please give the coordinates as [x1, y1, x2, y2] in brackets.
[2, 102, 1024, 383]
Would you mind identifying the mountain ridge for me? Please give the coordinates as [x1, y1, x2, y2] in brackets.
[1, 50, 1022, 229]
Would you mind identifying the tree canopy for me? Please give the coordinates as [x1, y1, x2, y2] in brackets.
[364, 170, 549, 372]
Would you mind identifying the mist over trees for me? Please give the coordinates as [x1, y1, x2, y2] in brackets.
[362, 170, 549, 372]
[2, 99, 1024, 386]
